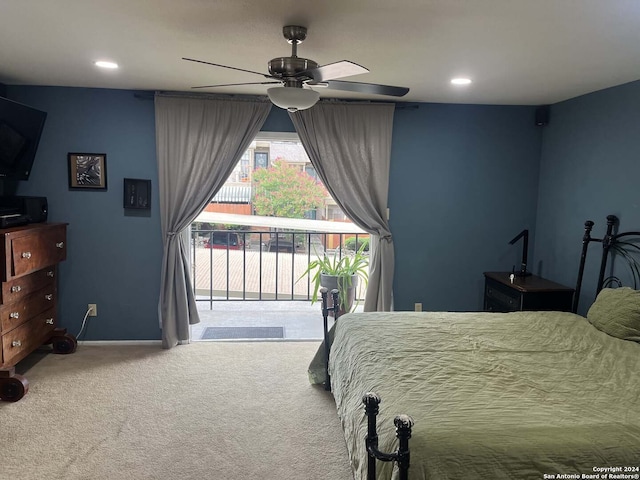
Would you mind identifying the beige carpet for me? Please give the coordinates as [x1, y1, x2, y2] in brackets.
[1, 342, 353, 480]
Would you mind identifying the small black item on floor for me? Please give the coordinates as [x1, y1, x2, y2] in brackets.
[200, 326, 284, 340]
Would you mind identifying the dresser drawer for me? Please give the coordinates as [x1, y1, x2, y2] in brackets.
[10, 225, 66, 279]
[485, 281, 521, 312]
[1, 308, 57, 366]
[0, 267, 56, 305]
[0, 286, 57, 333]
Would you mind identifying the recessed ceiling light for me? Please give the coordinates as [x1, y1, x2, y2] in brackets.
[95, 61, 119, 69]
[451, 78, 472, 85]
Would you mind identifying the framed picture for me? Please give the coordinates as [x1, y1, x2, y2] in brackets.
[123, 178, 151, 209]
[68, 153, 107, 190]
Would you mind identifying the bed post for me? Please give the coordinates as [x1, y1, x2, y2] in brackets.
[320, 287, 340, 392]
[573, 220, 594, 313]
[363, 392, 414, 480]
[596, 215, 618, 294]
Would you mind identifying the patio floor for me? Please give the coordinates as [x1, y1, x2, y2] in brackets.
[191, 300, 362, 341]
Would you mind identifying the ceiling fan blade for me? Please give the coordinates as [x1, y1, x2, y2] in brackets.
[311, 79, 409, 97]
[183, 57, 274, 79]
[192, 81, 281, 89]
[302, 60, 369, 82]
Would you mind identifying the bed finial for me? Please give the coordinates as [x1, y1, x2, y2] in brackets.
[584, 220, 594, 234]
[363, 392, 382, 412]
[394, 414, 414, 430]
[582, 220, 595, 247]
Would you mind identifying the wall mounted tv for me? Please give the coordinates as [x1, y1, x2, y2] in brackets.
[0, 96, 47, 181]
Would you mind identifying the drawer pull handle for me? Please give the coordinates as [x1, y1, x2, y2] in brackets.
[45, 318, 54, 325]
[21, 252, 32, 259]
[45, 294, 53, 301]
[11, 285, 22, 293]
[56, 242, 64, 248]
[9, 312, 19, 319]
[47, 270, 55, 277]
[12, 340, 22, 347]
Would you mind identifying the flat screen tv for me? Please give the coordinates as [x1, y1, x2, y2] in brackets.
[0, 96, 47, 181]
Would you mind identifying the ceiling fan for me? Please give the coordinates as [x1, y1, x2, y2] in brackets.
[183, 25, 409, 112]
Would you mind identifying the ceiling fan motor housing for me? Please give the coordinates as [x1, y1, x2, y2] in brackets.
[268, 57, 318, 81]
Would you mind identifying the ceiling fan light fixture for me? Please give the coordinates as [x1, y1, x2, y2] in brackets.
[267, 86, 320, 112]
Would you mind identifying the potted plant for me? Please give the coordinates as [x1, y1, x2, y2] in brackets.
[298, 244, 369, 314]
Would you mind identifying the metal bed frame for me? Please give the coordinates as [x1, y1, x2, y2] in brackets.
[574, 214, 640, 312]
[320, 214, 640, 480]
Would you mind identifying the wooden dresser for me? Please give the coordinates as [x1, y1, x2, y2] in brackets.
[483, 271, 575, 313]
[0, 223, 76, 402]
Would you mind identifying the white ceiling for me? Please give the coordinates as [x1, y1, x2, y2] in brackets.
[1, 0, 639, 105]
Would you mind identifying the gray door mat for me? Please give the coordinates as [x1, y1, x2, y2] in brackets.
[200, 326, 285, 340]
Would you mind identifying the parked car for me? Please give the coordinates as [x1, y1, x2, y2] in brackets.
[204, 232, 244, 250]
[265, 232, 301, 253]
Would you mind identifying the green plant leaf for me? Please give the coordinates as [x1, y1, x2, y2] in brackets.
[296, 244, 370, 311]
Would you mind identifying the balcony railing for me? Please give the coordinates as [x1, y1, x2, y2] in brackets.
[190, 228, 368, 307]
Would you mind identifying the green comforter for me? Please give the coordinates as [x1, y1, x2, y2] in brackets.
[312, 311, 640, 479]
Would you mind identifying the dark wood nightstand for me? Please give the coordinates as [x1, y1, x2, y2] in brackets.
[483, 272, 575, 312]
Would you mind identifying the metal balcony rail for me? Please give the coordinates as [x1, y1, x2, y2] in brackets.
[190, 228, 369, 308]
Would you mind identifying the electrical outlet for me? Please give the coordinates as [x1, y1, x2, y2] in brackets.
[414, 302, 422, 312]
[88, 304, 97, 316]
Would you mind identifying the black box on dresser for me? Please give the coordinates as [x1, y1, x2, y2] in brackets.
[0, 195, 48, 225]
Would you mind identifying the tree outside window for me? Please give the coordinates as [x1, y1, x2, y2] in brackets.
[252, 158, 327, 219]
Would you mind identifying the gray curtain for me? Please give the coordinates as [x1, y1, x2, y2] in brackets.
[155, 93, 271, 348]
[289, 102, 395, 311]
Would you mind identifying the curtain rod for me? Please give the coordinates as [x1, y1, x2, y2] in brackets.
[316, 99, 418, 109]
[134, 91, 270, 102]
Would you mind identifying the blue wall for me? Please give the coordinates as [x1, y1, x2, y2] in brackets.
[534, 79, 640, 314]
[6, 86, 162, 340]
[5, 86, 545, 338]
[390, 104, 542, 311]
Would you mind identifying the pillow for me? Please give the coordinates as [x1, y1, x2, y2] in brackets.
[587, 287, 640, 341]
